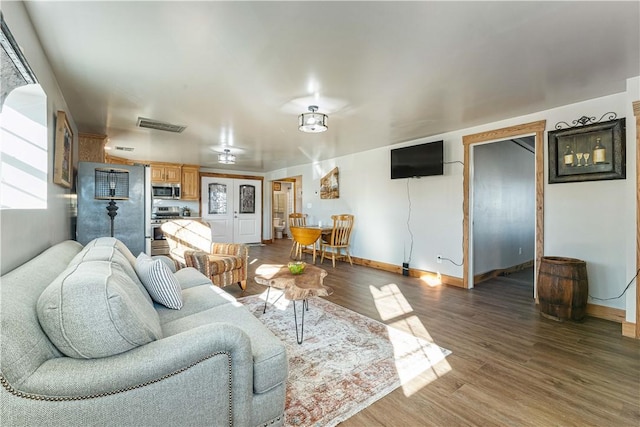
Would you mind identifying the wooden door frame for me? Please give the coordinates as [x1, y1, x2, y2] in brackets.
[462, 120, 547, 290]
[633, 100, 640, 338]
[271, 177, 300, 241]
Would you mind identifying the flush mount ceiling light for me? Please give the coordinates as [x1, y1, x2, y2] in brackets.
[218, 149, 236, 164]
[298, 105, 328, 133]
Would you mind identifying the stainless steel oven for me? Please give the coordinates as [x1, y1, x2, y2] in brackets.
[150, 219, 172, 256]
[150, 206, 181, 255]
[152, 222, 166, 240]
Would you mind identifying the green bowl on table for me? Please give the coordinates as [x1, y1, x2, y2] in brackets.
[288, 261, 306, 275]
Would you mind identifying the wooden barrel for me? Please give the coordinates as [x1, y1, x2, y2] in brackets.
[538, 256, 588, 321]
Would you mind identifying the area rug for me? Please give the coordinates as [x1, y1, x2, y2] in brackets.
[239, 291, 451, 426]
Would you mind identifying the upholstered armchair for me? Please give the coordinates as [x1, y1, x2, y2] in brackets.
[161, 219, 248, 289]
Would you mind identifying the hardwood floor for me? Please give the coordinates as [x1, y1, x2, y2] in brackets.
[225, 239, 640, 426]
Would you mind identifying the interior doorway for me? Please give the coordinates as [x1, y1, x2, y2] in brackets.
[472, 137, 535, 284]
[271, 176, 302, 241]
[272, 181, 292, 239]
[462, 120, 546, 294]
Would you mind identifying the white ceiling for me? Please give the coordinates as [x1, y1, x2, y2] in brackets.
[22, 1, 640, 173]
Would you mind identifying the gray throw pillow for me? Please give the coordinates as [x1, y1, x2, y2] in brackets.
[135, 253, 183, 310]
[69, 243, 152, 303]
[37, 260, 163, 359]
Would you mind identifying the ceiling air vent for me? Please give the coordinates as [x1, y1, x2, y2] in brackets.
[136, 117, 187, 133]
[115, 146, 134, 152]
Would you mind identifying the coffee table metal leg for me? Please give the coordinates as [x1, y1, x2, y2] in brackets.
[293, 299, 309, 344]
[263, 286, 284, 313]
[263, 286, 271, 313]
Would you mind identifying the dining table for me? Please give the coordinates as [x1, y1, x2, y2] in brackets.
[289, 225, 332, 264]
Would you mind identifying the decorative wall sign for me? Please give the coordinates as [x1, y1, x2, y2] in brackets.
[239, 184, 255, 213]
[53, 110, 73, 188]
[273, 182, 281, 191]
[208, 183, 228, 214]
[548, 117, 625, 184]
[320, 167, 339, 199]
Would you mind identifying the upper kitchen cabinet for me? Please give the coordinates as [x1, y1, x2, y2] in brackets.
[105, 154, 134, 165]
[181, 165, 200, 200]
[151, 163, 181, 183]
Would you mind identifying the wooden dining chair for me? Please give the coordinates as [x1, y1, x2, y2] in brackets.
[288, 213, 308, 257]
[320, 214, 355, 267]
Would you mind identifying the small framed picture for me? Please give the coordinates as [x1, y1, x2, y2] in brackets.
[53, 110, 73, 188]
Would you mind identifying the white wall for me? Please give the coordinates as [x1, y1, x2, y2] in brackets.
[1, 2, 77, 274]
[543, 93, 632, 312]
[266, 86, 637, 318]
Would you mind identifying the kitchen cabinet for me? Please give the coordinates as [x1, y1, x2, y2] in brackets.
[105, 154, 134, 165]
[181, 165, 200, 200]
[151, 163, 181, 183]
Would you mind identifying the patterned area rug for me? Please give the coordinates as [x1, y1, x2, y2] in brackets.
[239, 291, 451, 426]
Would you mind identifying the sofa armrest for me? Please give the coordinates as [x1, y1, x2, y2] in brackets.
[212, 242, 248, 259]
[16, 323, 253, 398]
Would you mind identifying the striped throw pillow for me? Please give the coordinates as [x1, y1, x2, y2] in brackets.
[135, 253, 183, 310]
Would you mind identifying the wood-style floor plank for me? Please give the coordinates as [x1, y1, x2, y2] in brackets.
[223, 239, 640, 426]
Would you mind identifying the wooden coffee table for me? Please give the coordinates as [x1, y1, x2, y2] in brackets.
[254, 264, 332, 344]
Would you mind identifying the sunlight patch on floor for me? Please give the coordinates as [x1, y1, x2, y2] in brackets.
[389, 312, 434, 342]
[371, 283, 452, 396]
[370, 283, 413, 321]
[419, 272, 443, 287]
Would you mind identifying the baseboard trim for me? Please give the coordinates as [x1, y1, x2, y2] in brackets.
[350, 256, 464, 288]
[622, 321, 638, 338]
[474, 260, 534, 284]
[271, 247, 464, 287]
[585, 303, 625, 323]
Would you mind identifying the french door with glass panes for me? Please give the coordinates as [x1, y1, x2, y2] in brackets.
[200, 176, 262, 244]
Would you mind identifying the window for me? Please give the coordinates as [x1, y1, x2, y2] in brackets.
[0, 16, 47, 209]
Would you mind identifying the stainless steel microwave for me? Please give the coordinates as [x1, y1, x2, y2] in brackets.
[152, 183, 180, 199]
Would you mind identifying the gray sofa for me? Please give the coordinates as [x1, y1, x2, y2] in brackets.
[0, 237, 287, 426]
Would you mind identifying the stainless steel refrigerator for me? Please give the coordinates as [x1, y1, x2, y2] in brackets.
[76, 162, 151, 255]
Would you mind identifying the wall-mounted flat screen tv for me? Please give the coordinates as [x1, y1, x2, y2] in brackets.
[391, 140, 444, 179]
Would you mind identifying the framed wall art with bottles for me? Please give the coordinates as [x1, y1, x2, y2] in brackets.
[547, 117, 626, 184]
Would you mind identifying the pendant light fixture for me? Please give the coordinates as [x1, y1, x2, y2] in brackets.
[218, 148, 236, 164]
[298, 105, 328, 133]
